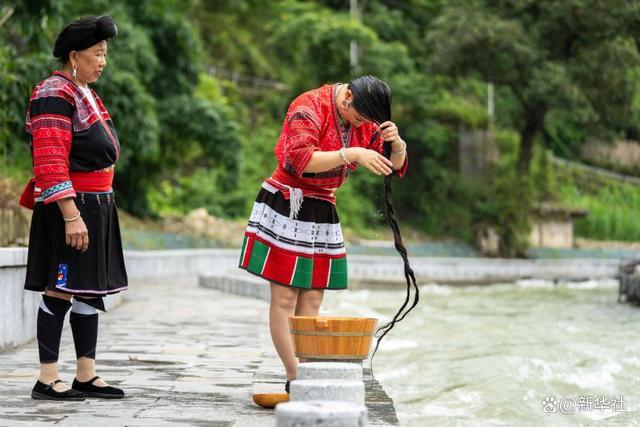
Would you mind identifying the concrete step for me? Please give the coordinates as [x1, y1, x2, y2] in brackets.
[276, 401, 367, 427]
[290, 379, 365, 405]
[298, 362, 363, 381]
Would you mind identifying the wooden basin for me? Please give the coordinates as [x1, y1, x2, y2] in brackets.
[288, 316, 378, 360]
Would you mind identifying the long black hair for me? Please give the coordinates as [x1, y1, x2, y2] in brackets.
[349, 75, 420, 365]
[348, 75, 391, 125]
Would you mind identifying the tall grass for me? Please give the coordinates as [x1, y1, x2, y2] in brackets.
[554, 168, 640, 242]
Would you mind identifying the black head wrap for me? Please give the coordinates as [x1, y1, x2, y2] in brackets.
[53, 16, 117, 61]
[347, 75, 391, 124]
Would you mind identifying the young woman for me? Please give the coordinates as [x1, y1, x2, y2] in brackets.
[22, 16, 127, 400]
[239, 75, 408, 393]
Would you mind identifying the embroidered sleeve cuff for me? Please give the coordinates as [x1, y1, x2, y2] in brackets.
[42, 181, 76, 204]
[393, 155, 408, 178]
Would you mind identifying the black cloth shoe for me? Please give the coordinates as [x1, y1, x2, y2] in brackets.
[72, 376, 124, 399]
[285, 380, 290, 394]
[32, 379, 86, 401]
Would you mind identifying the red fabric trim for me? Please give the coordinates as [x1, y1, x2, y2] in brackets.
[31, 114, 73, 123]
[246, 231, 346, 260]
[241, 235, 256, 269]
[268, 168, 336, 203]
[19, 178, 36, 209]
[50, 71, 119, 161]
[311, 256, 331, 289]
[44, 188, 76, 205]
[70, 170, 114, 192]
[261, 246, 297, 285]
[31, 123, 73, 199]
[395, 155, 408, 177]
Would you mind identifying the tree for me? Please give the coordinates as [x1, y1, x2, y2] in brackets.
[426, 0, 640, 173]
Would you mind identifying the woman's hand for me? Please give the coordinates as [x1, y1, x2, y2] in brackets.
[380, 121, 407, 170]
[380, 121, 403, 148]
[56, 197, 89, 252]
[347, 147, 393, 176]
[65, 216, 89, 252]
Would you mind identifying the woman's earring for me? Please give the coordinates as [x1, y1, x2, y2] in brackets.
[72, 66, 77, 79]
[341, 100, 350, 109]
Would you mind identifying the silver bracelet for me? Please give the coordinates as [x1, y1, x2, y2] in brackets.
[63, 211, 81, 223]
[340, 148, 351, 165]
[391, 140, 407, 154]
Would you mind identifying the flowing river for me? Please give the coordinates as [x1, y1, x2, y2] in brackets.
[323, 279, 640, 426]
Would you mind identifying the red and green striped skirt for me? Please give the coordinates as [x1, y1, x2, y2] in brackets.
[239, 182, 348, 289]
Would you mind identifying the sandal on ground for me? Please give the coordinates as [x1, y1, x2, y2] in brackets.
[32, 379, 86, 401]
[252, 380, 291, 409]
[252, 392, 289, 408]
[72, 376, 124, 399]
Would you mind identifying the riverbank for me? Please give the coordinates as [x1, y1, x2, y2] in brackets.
[1, 247, 625, 351]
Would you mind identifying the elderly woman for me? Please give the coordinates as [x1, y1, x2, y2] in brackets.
[21, 16, 126, 401]
[239, 76, 408, 397]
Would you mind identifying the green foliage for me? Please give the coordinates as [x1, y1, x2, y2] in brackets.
[426, 0, 640, 172]
[2, 0, 640, 254]
[428, 96, 488, 128]
[552, 163, 640, 242]
[129, 1, 201, 98]
[1, 1, 243, 217]
[102, 71, 160, 216]
[560, 184, 640, 242]
[148, 167, 244, 218]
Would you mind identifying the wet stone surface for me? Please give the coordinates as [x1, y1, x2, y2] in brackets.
[0, 276, 397, 426]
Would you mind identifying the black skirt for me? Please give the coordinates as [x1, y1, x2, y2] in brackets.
[24, 191, 128, 296]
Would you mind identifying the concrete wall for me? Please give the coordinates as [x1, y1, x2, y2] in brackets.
[200, 272, 269, 301]
[0, 248, 130, 351]
[1, 247, 622, 351]
[348, 254, 619, 284]
[529, 219, 574, 249]
[581, 139, 640, 170]
[458, 128, 500, 180]
[0, 208, 30, 247]
[124, 249, 239, 279]
[0, 249, 39, 352]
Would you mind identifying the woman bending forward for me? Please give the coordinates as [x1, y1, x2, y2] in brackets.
[239, 75, 408, 393]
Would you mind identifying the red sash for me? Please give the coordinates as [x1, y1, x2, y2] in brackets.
[19, 169, 114, 210]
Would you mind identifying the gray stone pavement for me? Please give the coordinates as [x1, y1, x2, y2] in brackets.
[0, 277, 397, 426]
[0, 277, 276, 426]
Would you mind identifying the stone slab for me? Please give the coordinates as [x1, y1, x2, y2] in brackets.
[290, 379, 365, 405]
[276, 401, 367, 427]
[298, 362, 363, 381]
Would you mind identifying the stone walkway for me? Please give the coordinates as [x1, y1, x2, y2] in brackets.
[0, 277, 397, 426]
[0, 277, 275, 426]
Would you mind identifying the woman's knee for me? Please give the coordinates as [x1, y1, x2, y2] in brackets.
[298, 289, 324, 309]
[270, 283, 298, 311]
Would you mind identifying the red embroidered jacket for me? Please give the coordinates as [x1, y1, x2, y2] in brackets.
[267, 84, 407, 204]
[22, 71, 120, 207]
